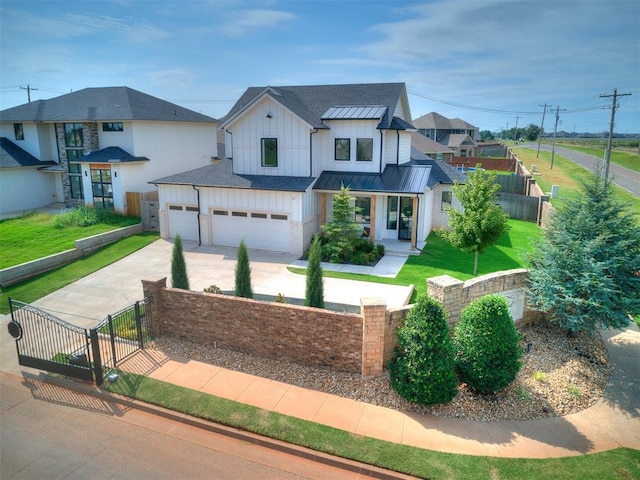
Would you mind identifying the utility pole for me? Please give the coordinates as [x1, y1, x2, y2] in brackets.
[550, 106, 566, 170]
[600, 88, 632, 180]
[536, 103, 549, 158]
[20, 84, 38, 103]
[513, 115, 521, 143]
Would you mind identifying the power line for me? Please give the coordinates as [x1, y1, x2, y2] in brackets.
[20, 84, 38, 102]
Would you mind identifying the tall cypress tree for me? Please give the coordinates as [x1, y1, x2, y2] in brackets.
[171, 234, 190, 290]
[234, 240, 253, 298]
[305, 235, 325, 308]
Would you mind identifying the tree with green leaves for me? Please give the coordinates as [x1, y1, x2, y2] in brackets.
[305, 235, 324, 308]
[439, 168, 509, 275]
[321, 184, 362, 263]
[389, 294, 457, 405]
[528, 175, 640, 333]
[171, 234, 190, 290]
[234, 240, 253, 298]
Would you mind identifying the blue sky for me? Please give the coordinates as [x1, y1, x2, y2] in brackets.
[1, 0, 639, 134]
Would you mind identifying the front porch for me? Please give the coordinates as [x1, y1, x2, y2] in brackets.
[378, 238, 426, 256]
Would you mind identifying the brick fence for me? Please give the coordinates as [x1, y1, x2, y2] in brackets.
[426, 268, 545, 328]
[141, 277, 406, 376]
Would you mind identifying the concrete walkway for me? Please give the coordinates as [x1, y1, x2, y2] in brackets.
[113, 323, 639, 458]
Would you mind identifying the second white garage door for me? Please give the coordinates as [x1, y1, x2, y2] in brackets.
[211, 209, 291, 252]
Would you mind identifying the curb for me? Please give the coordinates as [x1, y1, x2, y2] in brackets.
[4, 371, 417, 480]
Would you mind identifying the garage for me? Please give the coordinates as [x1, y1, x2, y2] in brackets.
[211, 209, 290, 252]
[168, 205, 199, 241]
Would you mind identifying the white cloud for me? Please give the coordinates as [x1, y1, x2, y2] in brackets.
[218, 9, 296, 37]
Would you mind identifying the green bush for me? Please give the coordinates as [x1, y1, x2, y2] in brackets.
[454, 294, 522, 393]
[171, 234, 189, 290]
[305, 235, 324, 308]
[52, 205, 139, 228]
[388, 294, 457, 405]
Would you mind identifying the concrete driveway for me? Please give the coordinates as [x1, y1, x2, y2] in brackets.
[7, 239, 413, 330]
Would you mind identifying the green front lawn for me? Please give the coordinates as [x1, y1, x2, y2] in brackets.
[289, 219, 541, 298]
[555, 142, 640, 173]
[103, 370, 639, 480]
[0, 232, 159, 315]
[0, 211, 141, 269]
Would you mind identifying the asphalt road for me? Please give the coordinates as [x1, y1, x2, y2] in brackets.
[522, 143, 640, 197]
[0, 374, 377, 480]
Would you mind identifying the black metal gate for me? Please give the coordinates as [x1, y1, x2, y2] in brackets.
[8, 299, 94, 382]
[7, 298, 152, 386]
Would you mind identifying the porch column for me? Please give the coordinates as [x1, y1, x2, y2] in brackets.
[411, 196, 418, 250]
[320, 192, 327, 225]
[369, 195, 376, 243]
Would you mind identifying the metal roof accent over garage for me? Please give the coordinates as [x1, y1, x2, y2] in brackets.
[313, 164, 432, 194]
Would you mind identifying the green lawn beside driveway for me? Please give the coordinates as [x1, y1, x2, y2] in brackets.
[0, 211, 141, 269]
[289, 218, 541, 298]
[555, 142, 640, 173]
[0, 232, 159, 315]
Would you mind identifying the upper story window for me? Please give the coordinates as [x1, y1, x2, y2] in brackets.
[14, 123, 24, 140]
[335, 138, 350, 161]
[356, 138, 373, 162]
[102, 122, 123, 132]
[64, 123, 84, 147]
[261, 138, 278, 167]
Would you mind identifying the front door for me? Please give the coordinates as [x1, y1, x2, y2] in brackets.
[398, 197, 414, 240]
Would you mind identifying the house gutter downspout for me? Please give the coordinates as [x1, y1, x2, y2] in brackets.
[226, 129, 233, 174]
[379, 130, 384, 174]
[309, 128, 318, 177]
[192, 184, 202, 246]
[396, 130, 400, 165]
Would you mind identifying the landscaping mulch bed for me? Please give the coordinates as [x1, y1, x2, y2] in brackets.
[148, 322, 612, 422]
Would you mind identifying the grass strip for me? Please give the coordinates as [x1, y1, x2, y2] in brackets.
[0, 232, 159, 314]
[102, 370, 640, 480]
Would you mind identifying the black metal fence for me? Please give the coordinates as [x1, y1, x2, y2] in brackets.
[8, 298, 152, 386]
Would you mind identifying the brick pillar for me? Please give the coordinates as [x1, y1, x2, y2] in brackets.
[361, 297, 387, 377]
[141, 277, 167, 337]
[427, 275, 464, 328]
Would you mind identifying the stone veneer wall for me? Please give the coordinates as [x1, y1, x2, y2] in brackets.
[56, 122, 100, 206]
[427, 268, 545, 328]
[142, 277, 390, 375]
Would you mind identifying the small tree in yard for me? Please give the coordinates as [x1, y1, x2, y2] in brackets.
[454, 294, 522, 394]
[305, 235, 324, 308]
[234, 240, 253, 298]
[439, 168, 509, 275]
[389, 294, 457, 405]
[171, 234, 189, 290]
[528, 175, 640, 333]
[321, 184, 362, 263]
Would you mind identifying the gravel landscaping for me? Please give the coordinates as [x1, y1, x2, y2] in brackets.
[149, 322, 611, 422]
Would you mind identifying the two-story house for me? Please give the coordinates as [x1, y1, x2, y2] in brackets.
[0, 87, 217, 216]
[152, 83, 464, 255]
[413, 112, 479, 157]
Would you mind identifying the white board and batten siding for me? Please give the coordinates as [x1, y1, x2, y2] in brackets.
[229, 96, 311, 177]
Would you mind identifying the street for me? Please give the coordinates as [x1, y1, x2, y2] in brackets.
[523, 143, 640, 197]
[0, 373, 380, 480]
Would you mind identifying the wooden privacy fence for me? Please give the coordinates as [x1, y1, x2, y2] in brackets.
[496, 192, 543, 222]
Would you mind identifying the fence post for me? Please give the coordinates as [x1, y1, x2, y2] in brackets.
[89, 329, 103, 386]
[107, 315, 116, 362]
[134, 301, 144, 349]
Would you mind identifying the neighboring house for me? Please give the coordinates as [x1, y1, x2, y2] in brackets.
[0, 87, 217, 216]
[152, 83, 464, 255]
[413, 112, 479, 156]
[411, 132, 455, 163]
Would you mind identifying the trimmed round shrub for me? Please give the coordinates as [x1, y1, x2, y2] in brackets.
[389, 294, 457, 405]
[454, 294, 522, 394]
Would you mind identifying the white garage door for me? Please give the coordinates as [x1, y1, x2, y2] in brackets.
[168, 205, 199, 241]
[211, 209, 291, 252]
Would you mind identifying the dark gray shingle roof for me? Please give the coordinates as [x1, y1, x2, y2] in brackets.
[313, 164, 431, 194]
[76, 146, 149, 163]
[0, 87, 217, 123]
[0, 138, 56, 168]
[151, 159, 315, 192]
[221, 83, 412, 130]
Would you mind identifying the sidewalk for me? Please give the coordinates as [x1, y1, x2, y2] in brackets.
[115, 323, 640, 459]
